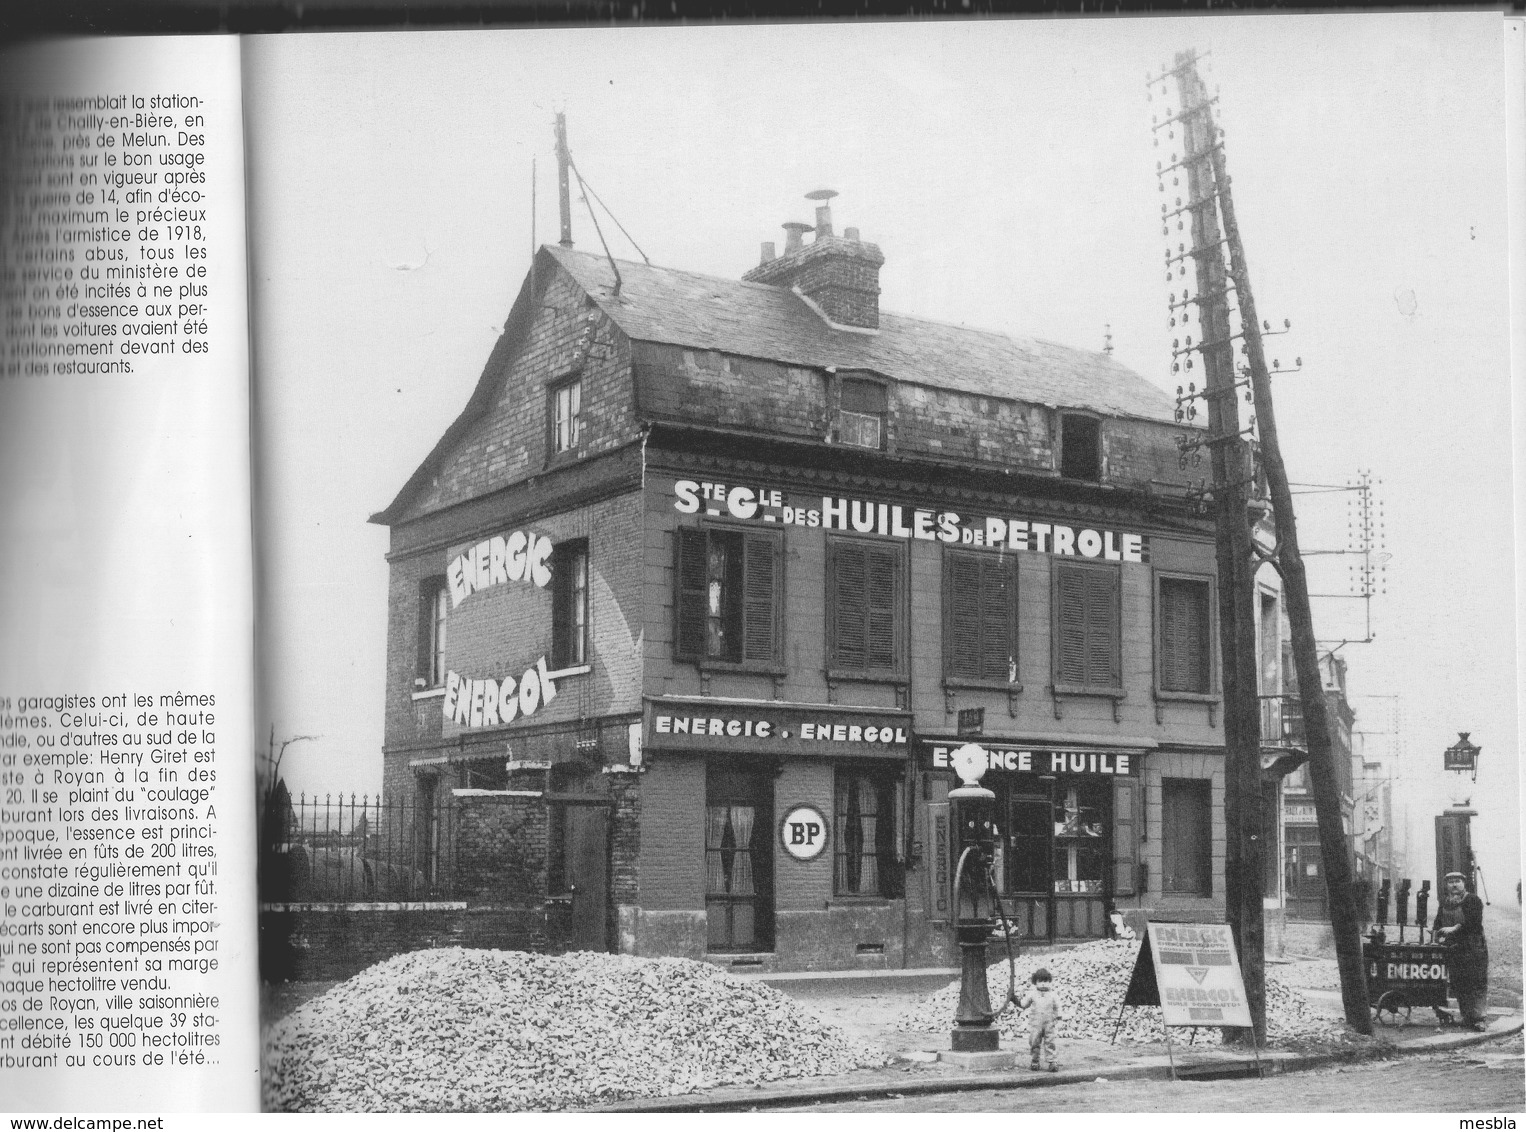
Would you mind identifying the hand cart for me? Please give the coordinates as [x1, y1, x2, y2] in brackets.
[1362, 936, 1450, 1025]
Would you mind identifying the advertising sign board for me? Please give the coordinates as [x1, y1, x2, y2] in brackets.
[1121, 921, 1253, 1029]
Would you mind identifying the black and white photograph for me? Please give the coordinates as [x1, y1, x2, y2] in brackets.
[1, 9, 1522, 1120]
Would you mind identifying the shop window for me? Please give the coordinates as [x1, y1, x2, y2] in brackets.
[827, 538, 903, 676]
[1051, 782, 1108, 894]
[416, 578, 449, 688]
[833, 767, 904, 898]
[674, 527, 781, 666]
[1052, 561, 1121, 693]
[549, 377, 581, 455]
[1157, 574, 1213, 694]
[551, 540, 589, 668]
[1059, 413, 1101, 481]
[1161, 777, 1212, 896]
[1006, 793, 1053, 895]
[838, 376, 888, 449]
[943, 549, 1018, 684]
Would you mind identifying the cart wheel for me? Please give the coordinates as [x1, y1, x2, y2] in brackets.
[1373, 990, 1411, 1026]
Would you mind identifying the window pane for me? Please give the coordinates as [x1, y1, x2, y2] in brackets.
[839, 410, 882, 449]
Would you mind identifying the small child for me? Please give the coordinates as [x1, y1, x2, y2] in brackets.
[1013, 967, 1063, 1072]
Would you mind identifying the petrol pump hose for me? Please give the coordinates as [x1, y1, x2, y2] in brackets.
[951, 845, 1021, 1017]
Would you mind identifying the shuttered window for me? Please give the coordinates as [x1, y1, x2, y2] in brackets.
[827, 539, 903, 674]
[943, 550, 1017, 683]
[673, 527, 781, 666]
[1052, 562, 1121, 691]
[1158, 575, 1212, 694]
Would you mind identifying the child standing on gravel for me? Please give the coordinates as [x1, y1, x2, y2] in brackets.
[1014, 967, 1063, 1072]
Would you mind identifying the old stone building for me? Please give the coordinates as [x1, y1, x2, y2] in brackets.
[372, 198, 1245, 970]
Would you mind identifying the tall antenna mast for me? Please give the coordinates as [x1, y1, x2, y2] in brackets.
[1152, 50, 1373, 1035]
[555, 112, 573, 248]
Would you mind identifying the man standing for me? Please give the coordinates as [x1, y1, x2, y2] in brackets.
[1434, 871, 1490, 1030]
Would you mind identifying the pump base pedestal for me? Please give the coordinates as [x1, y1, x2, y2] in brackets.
[940, 1047, 1017, 1070]
[948, 1025, 1001, 1053]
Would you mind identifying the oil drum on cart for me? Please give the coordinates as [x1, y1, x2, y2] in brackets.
[1363, 939, 1450, 1024]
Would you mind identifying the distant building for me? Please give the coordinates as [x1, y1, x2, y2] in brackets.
[371, 198, 1252, 970]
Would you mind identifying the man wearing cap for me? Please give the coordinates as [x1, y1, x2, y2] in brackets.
[1433, 871, 1490, 1030]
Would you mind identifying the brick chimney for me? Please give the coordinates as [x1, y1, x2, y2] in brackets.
[743, 191, 885, 330]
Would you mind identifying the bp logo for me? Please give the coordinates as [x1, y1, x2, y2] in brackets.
[780, 805, 829, 861]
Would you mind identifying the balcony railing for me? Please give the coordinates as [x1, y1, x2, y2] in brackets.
[1260, 694, 1307, 748]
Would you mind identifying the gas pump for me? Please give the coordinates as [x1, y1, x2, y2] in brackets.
[946, 743, 1019, 1054]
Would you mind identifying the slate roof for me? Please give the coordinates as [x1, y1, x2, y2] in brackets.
[548, 244, 1175, 423]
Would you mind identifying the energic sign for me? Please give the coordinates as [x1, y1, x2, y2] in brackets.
[1144, 921, 1253, 1028]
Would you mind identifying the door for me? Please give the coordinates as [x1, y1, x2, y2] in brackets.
[705, 766, 774, 951]
[565, 804, 609, 951]
[1006, 791, 1054, 941]
[1285, 825, 1327, 920]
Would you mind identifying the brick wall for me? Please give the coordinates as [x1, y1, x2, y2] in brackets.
[398, 265, 641, 522]
[259, 905, 547, 983]
[636, 754, 705, 911]
[454, 794, 547, 905]
[634, 343, 828, 441]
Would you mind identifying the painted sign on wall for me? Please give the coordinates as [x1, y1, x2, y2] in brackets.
[447, 528, 553, 608]
[442, 656, 588, 729]
[924, 743, 1140, 777]
[672, 479, 1148, 561]
[780, 805, 829, 861]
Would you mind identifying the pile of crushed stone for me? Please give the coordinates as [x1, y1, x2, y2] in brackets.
[262, 947, 890, 1111]
[897, 939, 1362, 1048]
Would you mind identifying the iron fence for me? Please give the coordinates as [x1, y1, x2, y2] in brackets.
[259, 792, 458, 903]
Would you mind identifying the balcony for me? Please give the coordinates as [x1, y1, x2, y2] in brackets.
[1260, 694, 1307, 749]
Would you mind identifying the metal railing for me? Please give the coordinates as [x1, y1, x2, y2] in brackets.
[1260, 694, 1306, 748]
[258, 792, 457, 903]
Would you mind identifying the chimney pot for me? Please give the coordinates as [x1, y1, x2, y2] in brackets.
[814, 204, 834, 240]
[782, 221, 812, 254]
[760, 241, 776, 264]
[844, 227, 860, 242]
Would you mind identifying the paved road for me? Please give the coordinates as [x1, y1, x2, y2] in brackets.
[777, 1034, 1525, 1113]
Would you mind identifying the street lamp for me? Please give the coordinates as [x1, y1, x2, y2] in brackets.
[1443, 732, 1481, 784]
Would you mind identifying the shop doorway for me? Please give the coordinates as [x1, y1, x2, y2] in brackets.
[705, 766, 774, 951]
[1285, 824, 1327, 921]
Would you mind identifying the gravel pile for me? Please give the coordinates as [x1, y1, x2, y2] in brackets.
[262, 947, 890, 1111]
[896, 939, 1361, 1047]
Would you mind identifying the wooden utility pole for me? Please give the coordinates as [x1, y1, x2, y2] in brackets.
[555, 112, 573, 247]
[1165, 50, 1373, 1034]
[1167, 53, 1265, 1043]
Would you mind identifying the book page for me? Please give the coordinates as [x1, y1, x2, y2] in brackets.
[244, 16, 1521, 1116]
[0, 36, 259, 1112]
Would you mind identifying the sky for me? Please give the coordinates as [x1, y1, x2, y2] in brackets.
[243, 14, 1521, 891]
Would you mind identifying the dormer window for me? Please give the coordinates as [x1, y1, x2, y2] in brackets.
[838, 376, 887, 449]
[1060, 413, 1101, 481]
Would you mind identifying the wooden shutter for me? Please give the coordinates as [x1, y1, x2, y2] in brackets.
[831, 540, 900, 672]
[1161, 577, 1210, 693]
[1084, 566, 1121, 688]
[741, 533, 779, 665]
[1112, 776, 1138, 896]
[866, 545, 900, 670]
[674, 528, 707, 660]
[946, 552, 981, 678]
[830, 542, 867, 669]
[1055, 565, 1088, 685]
[947, 552, 1015, 682]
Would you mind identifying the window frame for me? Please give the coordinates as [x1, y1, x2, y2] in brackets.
[672, 522, 784, 673]
[832, 764, 906, 900]
[835, 373, 890, 452]
[550, 539, 590, 670]
[1160, 776, 1214, 897]
[941, 546, 1020, 690]
[416, 577, 449, 690]
[825, 535, 907, 682]
[1153, 569, 1219, 703]
[1050, 559, 1123, 698]
[1058, 411, 1102, 482]
[547, 374, 583, 460]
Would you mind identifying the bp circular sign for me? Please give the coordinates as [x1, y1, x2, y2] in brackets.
[779, 805, 829, 861]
